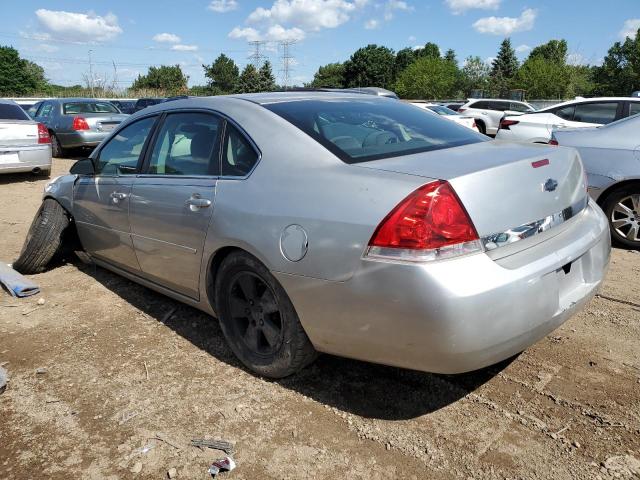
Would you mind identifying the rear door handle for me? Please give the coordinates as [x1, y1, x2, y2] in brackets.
[186, 194, 211, 211]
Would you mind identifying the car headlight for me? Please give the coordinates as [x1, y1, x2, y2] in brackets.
[44, 176, 62, 194]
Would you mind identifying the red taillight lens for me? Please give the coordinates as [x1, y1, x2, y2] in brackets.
[37, 123, 50, 144]
[368, 181, 479, 257]
[500, 119, 519, 130]
[458, 108, 467, 113]
[548, 138, 559, 146]
[72, 116, 90, 131]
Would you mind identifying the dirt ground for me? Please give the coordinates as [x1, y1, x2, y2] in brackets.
[1, 158, 639, 480]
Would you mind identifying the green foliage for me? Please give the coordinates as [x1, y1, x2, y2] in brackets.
[258, 61, 277, 92]
[394, 48, 416, 78]
[416, 42, 441, 59]
[528, 39, 568, 64]
[309, 62, 345, 88]
[593, 29, 640, 95]
[131, 65, 188, 94]
[0, 46, 48, 95]
[565, 65, 596, 97]
[444, 49, 457, 64]
[513, 56, 569, 98]
[490, 38, 519, 95]
[461, 56, 490, 95]
[394, 56, 459, 99]
[203, 54, 239, 95]
[343, 44, 396, 89]
[238, 64, 260, 93]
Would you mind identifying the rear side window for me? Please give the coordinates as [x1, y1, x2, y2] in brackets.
[0, 103, 30, 120]
[629, 102, 640, 117]
[63, 102, 119, 114]
[264, 99, 484, 164]
[37, 103, 53, 118]
[470, 101, 489, 109]
[555, 105, 575, 121]
[573, 102, 618, 124]
[509, 102, 533, 113]
[222, 123, 259, 176]
[147, 112, 221, 176]
[489, 101, 510, 111]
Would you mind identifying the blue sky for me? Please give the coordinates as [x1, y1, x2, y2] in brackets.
[1, 0, 639, 89]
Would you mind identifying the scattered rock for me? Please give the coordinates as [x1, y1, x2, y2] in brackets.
[35, 367, 47, 375]
[130, 461, 143, 474]
[573, 441, 581, 449]
[603, 455, 640, 476]
[167, 467, 177, 478]
[37, 298, 45, 306]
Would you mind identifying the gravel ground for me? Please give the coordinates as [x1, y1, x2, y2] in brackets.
[0, 158, 639, 479]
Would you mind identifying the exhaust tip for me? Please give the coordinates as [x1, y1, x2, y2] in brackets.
[31, 167, 41, 174]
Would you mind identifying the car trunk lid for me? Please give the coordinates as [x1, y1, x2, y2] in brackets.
[79, 113, 128, 133]
[0, 120, 39, 147]
[354, 141, 587, 243]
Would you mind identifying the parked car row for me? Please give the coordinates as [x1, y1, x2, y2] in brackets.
[410, 102, 480, 132]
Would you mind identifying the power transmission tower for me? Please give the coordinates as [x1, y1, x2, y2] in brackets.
[248, 41, 267, 68]
[88, 49, 94, 97]
[279, 40, 296, 90]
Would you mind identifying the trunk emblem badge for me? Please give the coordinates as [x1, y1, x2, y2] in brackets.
[543, 178, 558, 192]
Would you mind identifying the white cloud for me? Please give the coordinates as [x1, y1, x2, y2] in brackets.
[619, 18, 640, 39]
[153, 32, 181, 43]
[208, 0, 239, 12]
[228, 24, 305, 41]
[364, 19, 379, 29]
[473, 8, 537, 35]
[515, 44, 531, 54]
[383, 0, 412, 21]
[445, 0, 500, 15]
[485, 56, 496, 65]
[229, 26, 262, 41]
[35, 9, 122, 42]
[171, 44, 199, 51]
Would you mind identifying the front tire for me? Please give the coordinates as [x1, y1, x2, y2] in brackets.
[215, 252, 317, 378]
[602, 185, 640, 249]
[13, 199, 69, 274]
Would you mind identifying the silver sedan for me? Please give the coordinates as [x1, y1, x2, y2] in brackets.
[551, 114, 640, 248]
[14, 93, 611, 378]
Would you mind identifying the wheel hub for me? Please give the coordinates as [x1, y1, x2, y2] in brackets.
[611, 194, 640, 242]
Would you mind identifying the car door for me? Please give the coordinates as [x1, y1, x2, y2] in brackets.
[128, 111, 222, 299]
[34, 101, 54, 129]
[73, 115, 158, 271]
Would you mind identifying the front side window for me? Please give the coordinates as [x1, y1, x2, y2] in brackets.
[63, 102, 119, 114]
[147, 112, 221, 176]
[38, 103, 53, 118]
[628, 102, 640, 117]
[573, 102, 618, 124]
[509, 102, 533, 113]
[222, 123, 259, 176]
[95, 117, 156, 175]
[470, 101, 489, 109]
[265, 99, 485, 164]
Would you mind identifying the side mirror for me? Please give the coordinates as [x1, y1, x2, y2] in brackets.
[69, 158, 95, 175]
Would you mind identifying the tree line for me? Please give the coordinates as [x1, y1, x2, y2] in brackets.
[1, 29, 639, 99]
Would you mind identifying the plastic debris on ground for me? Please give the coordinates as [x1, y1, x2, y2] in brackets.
[208, 456, 236, 477]
[0, 366, 7, 394]
[0, 263, 40, 298]
[190, 438, 234, 454]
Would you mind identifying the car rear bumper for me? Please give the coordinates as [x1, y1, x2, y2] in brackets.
[495, 127, 551, 143]
[0, 144, 52, 174]
[276, 200, 611, 374]
[57, 131, 111, 148]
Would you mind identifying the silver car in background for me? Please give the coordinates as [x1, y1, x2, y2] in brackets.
[14, 93, 610, 378]
[550, 114, 640, 248]
[0, 99, 51, 176]
[32, 98, 129, 157]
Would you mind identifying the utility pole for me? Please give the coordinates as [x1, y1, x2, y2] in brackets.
[88, 49, 94, 97]
[279, 40, 296, 90]
[248, 41, 266, 68]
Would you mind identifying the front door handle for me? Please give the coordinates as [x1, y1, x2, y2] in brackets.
[186, 194, 211, 211]
[110, 191, 128, 204]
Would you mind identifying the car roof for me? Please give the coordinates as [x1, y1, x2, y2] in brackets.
[0, 99, 19, 106]
[230, 91, 396, 105]
[538, 96, 640, 112]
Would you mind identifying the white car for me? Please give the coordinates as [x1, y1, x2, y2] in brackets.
[411, 103, 479, 132]
[0, 99, 52, 176]
[496, 97, 640, 143]
[457, 99, 535, 136]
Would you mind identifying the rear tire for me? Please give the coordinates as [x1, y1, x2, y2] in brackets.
[475, 120, 487, 135]
[601, 185, 640, 249]
[50, 133, 65, 158]
[13, 199, 69, 274]
[215, 252, 317, 378]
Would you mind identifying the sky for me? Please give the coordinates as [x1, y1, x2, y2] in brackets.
[1, 0, 639, 89]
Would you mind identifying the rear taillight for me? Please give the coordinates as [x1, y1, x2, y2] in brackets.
[548, 138, 559, 146]
[72, 116, 90, 131]
[37, 123, 50, 144]
[472, 120, 477, 129]
[365, 181, 482, 263]
[500, 119, 519, 130]
[458, 108, 467, 113]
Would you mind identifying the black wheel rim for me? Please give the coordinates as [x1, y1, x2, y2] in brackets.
[226, 271, 284, 356]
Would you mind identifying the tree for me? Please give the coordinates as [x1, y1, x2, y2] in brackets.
[528, 39, 568, 64]
[593, 29, 640, 95]
[203, 54, 239, 95]
[394, 56, 459, 99]
[237, 64, 260, 93]
[461, 56, 490, 95]
[444, 49, 457, 64]
[0, 46, 48, 95]
[513, 56, 569, 98]
[394, 48, 416, 78]
[131, 65, 188, 94]
[415, 42, 440, 59]
[490, 38, 519, 96]
[343, 44, 396, 89]
[309, 62, 345, 88]
[257, 61, 277, 92]
[566, 65, 596, 98]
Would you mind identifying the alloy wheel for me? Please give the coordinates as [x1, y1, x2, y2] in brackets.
[611, 194, 640, 242]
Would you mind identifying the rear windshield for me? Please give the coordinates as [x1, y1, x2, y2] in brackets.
[63, 102, 119, 114]
[427, 105, 458, 116]
[264, 99, 485, 163]
[0, 104, 30, 121]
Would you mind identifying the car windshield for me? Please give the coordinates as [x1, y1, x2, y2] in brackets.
[0, 103, 31, 121]
[427, 105, 459, 116]
[63, 102, 119, 114]
[264, 99, 484, 164]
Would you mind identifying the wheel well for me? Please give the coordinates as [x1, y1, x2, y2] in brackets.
[206, 246, 244, 313]
[595, 179, 640, 208]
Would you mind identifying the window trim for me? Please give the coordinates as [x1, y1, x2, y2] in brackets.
[219, 118, 262, 180]
[92, 114, 160, 177]
[571, 101, 621, 124]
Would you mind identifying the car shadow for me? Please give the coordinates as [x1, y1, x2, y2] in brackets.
[72, 258, 513, 421]
[0, 172, 49, 186]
